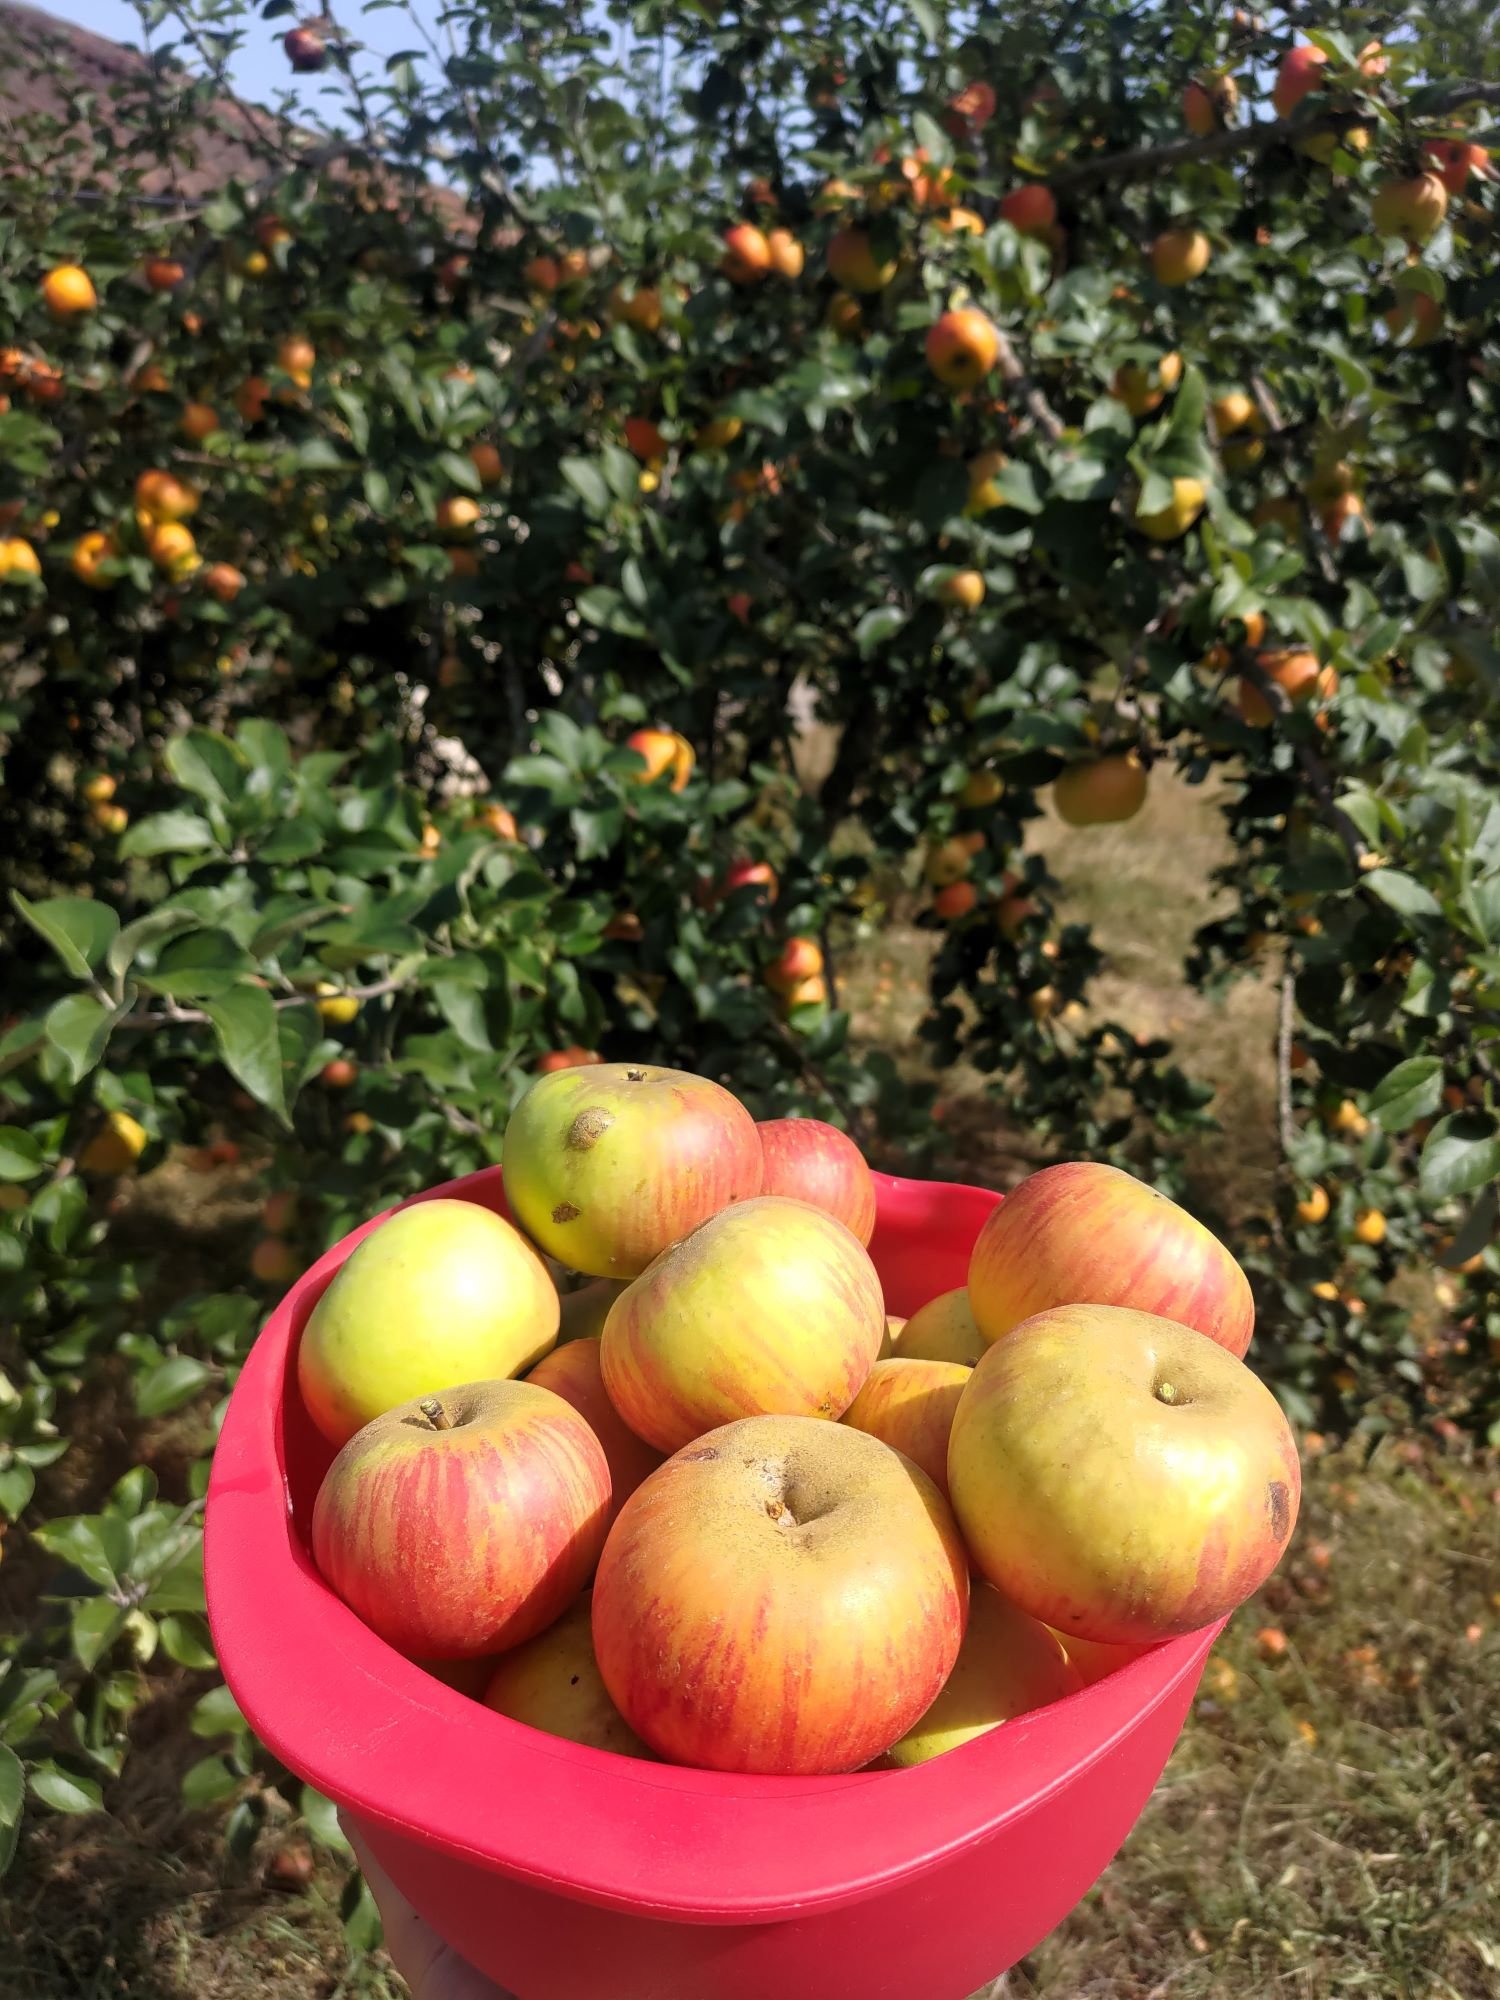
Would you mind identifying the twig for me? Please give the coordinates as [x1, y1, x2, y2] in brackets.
[115, 972, 413, 1032]
[1235, 653, 1368, 868]
[1050, 81, 1500, 193]
[993, 329, 1064, 442]
[1276, 954, 1298, 1159]
[1248, 373, 1339, 587]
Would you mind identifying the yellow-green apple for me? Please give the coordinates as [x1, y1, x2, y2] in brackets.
[297, 1199, 560, 1447]
[527, 1336, 662, 1531]
[892, 1287, 985, 1366]
[556, 1276, 627, 1345]
[882, 1315, 905, 1356]
[502, 1062, 763, 1278]
[756, 1117, 877, 1245]
[883, 1585, 1080, 1765]
[483, 1594, 651, 1756]
[1370, 172, 1448, 244]
[310, 1379, 610, 1659]
[1053, 752, 1149, 827]
[591, 1414, 969, 1773]
[967, 1160, 1254, 1357]
[1135, 475, 1206, 539]
[600, 1196, 884, 1453]
[1049, 1628, 1154, 1685]
[841, 1357, 969, 1499]
[947, 1304, 1300, 1643]
[826, 227, 896, 294]
[1150, 228, 1211, 286]
[1111, 351, 1182, 416]
[925, 308, 999, 391]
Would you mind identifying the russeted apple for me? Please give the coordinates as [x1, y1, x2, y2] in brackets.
[599, 1196, 885, 1454]
[591, 1415, 970, 1774]
[297, 1198, 560, 1447]
[883, 1585, 1080, 1765]
[947, 1304, 1301, 1645]
[311, 1379, 611, 1659]
[967, 1160, 1254, 1357]
[756, 1116, 877, 1244]
[502, 1062, 763, 1277]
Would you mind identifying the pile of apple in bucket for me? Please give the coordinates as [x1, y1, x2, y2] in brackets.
[301, 1064, 1297, 1775]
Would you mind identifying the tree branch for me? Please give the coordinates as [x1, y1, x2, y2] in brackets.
[1277, 954, 1298, 1160]
[993, 329, 1064, 442]
[114, 973, 413, 1032]
[1248, 372, 1339, 588]
[1050, 82, 1500, 192]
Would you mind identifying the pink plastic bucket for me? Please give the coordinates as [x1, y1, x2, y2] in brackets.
[207, 1167, 1220, 1999]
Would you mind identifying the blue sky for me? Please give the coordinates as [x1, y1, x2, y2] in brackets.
[45, 0, 445, 112]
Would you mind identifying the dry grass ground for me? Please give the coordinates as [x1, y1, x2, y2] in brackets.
[5, 770, 1495, 2000]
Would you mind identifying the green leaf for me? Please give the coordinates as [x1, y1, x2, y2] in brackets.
[238, 720, 292, 785]
[12, 893, 120, 977]
[43, 994, 118, 1083]
[300, 1785, 353, 1855]
[165, 729, 246, 809]
[29, 1762, 103, 1816]
[1364, 870, 1441, 921]
[32, 1513, 132, 1589]
[190, 1684, 246, 1739]
[157, 1613, 217, 1668]
[107, 907, 201, 978]
[71, 1597, 124, 1674]
[1438, 1185, 1497, 1268]
[855, 606, 909, 656]
[0, 1742, 23, 1875]
[1419, 1114, 1500, 1203]
[206, 987, 288, 1124]
[560, 457, 611, 514]
[0, 1463, 36, 1521]
[181, 1754, 241, 1809]
[119, 811, 218, 860]
[0, 1127, 44, 1181]
[135, 1355, 213, 1419]
[1368, 1056, 1443, 1133]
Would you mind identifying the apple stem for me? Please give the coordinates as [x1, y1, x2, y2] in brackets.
[418, 1396, 450, 1430]
[1156, 1380, 1177, 1405]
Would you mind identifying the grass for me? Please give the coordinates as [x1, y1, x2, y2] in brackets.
[5, 770, 1496, 1999]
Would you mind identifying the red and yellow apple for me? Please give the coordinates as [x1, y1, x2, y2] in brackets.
[591, 1414, 969, 1773]
[756, 1117, 876, 1245]
[501, 1061, 763, 1277]
[556, 1276, 627, 1345]
[841, 1357, 969, 1498]
[925, 308, 999, 391]
[967, 1160, 1254, 1357]
[600, 1196, 884, 1454]
[1371, 172, 1448, 244]
[311, 1379, 610, 1658]
[999, 185, 1056, 235]
[826, 227, 896, 294]
[483, 1593, 651, 1756]
[947, 1304, 1300, 1644]
[297, 1198, 560, 1447]
[527, 1336, 663, 1531]
[893, 1287, 986, 1366]
[1150, 228, 1211, 287]
[883, 1585, 1080, 1765]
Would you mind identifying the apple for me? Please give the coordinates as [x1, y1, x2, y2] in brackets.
[756, 1117, 876, 1245]
[826, 227, 896, 294]
[297, 1197, 560, 1447]
[591, 1414, 969, 1773]
[708, 857, 778, 908]
[934, 881, 978, 920]
[283, 25, 327, 72]
[1371, 172, 1448, 244]
[1384, 291, 1442, 347]
[1423, 138, 1489, 195]
[1238, 647, 1338, 727]
[766, 228, 805, 279]
[1182, 71, 1237, 136]
[968, 1160, 1254, 1357]
[556, 1275, 627, 1344]
[600, 1196, 884, 1454]
[884, 1586, 1080, 1765]
[537, 1045, 602, 1072]
[1050, 1628, 1155, 1686]
[527, 1336, 663, 1531]
[501, 1061, 763, 1278]
[483, 1594, 651, 1756]
[1111, 351, 1181, 416]
[1150, 228, 1211, 286]
[882, 1315, 904, 1356]
[721, 224, 772, 284]
[925, 309, 999, 391]
[1052, 752, 1148, 826]
[893, 1287, 985, 1365]
[624, 724, 693, 788]
[311, 1379, 610, 1659]
[764, 934, 824, 992]
[1272, 43, 1326, 116]
[947, 80, 996, 130]
[841, 1358, 969, 1499]
[1134, 476, 1206, 541]
[999, 185, 1056, 235]
[947, 1304, 1301, 1643]
[935, 569, 985, 611]
[623, 417, 667, 464]
[607, 283, 662, 332]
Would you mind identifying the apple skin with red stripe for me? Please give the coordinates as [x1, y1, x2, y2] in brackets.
[967, 1161, 1254, 1358]
[591, 1415, 969, 1774]
[756, 1116, 877, 1245]
[600, 1196, 885, 1455]
[947, 1304, 1299, 1646]
[311, 1379, 610, 1660]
